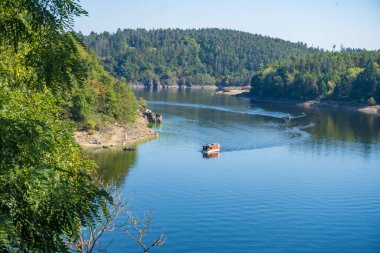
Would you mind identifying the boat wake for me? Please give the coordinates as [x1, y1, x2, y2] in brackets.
[214, 124, 312, 153]
[154, 119, 312, 153]
[148, 101, 311, 152]
[148, 101, 306, 120]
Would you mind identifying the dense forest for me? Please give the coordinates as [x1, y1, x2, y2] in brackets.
[251, 50, 380, 104]
[80, 28, 319, 87]
[0, 0, 138, 251]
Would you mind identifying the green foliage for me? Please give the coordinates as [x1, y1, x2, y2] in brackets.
[1, 0, 138, 129]
[0, 0, 87, 93]
[251, 50, 380, 103]
[367, 97, 376, 105]
[80, 28, 318, 87]
[0, 0, 86, 49]
[0, 86, 109, 252]
[350, 62, 380, 103]
[0, 0, 138, 251]
[138, 97, 147, 110]
[67, 47, 139, 129]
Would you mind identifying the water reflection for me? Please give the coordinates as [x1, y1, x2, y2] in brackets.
[203, 152, 220, 159]
[306, 109, 380, 144]
[136, 88, 379, 157]
[299, 109, 380, 159]
[249, 101, 380, 144]
[99, 88, 380, 252]
[88, 148, 137, 186]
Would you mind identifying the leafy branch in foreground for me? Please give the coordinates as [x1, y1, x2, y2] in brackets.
[0, 0, 134, 251]
[0, 86, 110, 251]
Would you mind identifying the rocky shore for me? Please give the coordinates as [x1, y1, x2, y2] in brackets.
[299, 100, 380, 114]
[142, 109, 163, 123]
[130, 82, 217, 89]
[249, 96, 380, 115]
[214, 86, 251, 95]
[75, 111, 161, 149]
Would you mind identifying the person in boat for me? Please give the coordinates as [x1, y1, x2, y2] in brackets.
[202, 143, 220, 153]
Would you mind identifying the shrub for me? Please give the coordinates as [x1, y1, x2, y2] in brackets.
[367, 97, 377, 105]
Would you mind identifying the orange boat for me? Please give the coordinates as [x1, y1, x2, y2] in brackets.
[202, 143, 220, 154]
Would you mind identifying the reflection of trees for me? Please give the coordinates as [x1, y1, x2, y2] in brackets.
[294, 109, 380, 158]
[134, 87, 243, 109]
[307, 110, 380, 144]
[250, 100, 380, 156]
[88, 149, 138, 186]
[135, 88, 380, 156]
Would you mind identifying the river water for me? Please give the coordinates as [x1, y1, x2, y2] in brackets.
[92, 88, 380, 252]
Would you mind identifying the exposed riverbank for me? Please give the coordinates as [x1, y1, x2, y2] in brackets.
[133, 84, 379, 115]
[214, 86, 251, 95]
[130, 83, 217, 89]
[248, 96, 380, 115]
[204, 86, 379, 115]
[75, 115, 158, 149]
[131, 83, 252, 95]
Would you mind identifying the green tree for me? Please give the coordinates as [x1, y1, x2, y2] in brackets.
[0, 88, 110, 251]
[351, 62, 380, 103]
[80, 28, 319, 87]
[251, 51, 380, 102]
[0, 0, 120, 251]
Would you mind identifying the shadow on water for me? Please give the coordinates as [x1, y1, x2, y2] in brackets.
[87, 148, 137, 186]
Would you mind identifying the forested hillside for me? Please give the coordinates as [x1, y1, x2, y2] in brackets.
[80, 28, 319, 87]
[68, 46, 138, 129]
[251, 50, 380, 104]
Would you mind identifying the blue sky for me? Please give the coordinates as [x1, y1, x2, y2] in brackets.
[74, 0, 380, 50]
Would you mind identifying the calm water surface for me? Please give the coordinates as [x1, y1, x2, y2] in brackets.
[93, 89, 380, 252]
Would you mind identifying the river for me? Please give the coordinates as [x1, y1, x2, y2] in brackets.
[92, 88, 380, 252]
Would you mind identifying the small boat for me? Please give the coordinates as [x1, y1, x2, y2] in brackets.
[202, 143, 220, 154]
[123, 146, 135, 151]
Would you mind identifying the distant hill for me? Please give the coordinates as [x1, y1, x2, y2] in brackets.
[251, 50, 380, 104]
[80, 28, 319, 87]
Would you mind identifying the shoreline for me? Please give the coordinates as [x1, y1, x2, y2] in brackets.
[130, 83, 218, 89]
[75, 116, 158, 149]
[214, 86, 251, 95]
[131, 83, 252, 95]
[132, 84, 380, 115]
[247, 96, 380, 115]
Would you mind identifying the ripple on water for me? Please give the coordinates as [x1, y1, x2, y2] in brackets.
[149, 101, 311, 152]
[98, 91, 380, 252]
